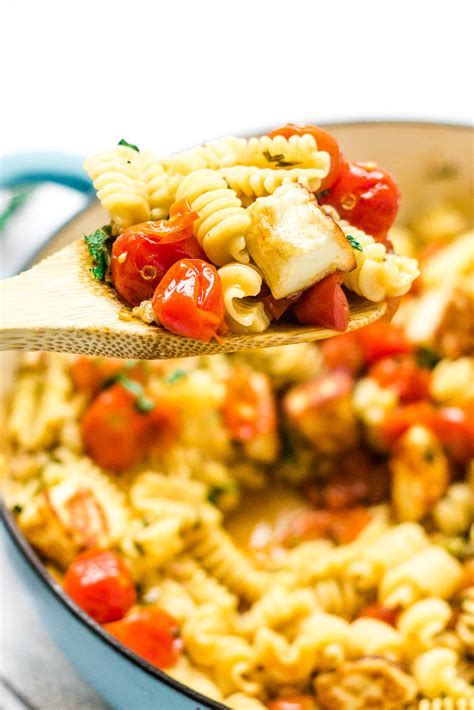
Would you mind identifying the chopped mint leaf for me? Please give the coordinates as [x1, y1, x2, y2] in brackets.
[346, 234, 363, 252]
[208, 483, 238, 507]
[118, 138, 140, 152]
[416, 346, 440, 370]
[116, 373, 155, 413]
[84, 225, 113, 281]
[166, 369, 187, 384]
[262, 150, 298, 168]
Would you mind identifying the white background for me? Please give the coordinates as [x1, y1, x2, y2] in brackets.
[0, 1, 473, 708]
[1, 0, 473, 159]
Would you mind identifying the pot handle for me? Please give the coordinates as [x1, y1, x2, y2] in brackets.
[1, 152, 93, 193]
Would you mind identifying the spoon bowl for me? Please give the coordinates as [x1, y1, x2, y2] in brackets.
[0, 238, 386, 359]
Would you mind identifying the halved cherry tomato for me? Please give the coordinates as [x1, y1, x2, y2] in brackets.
[267, 696, 316, 710]
[111, 199, 203, 306]
[222, 368, 277, 442]
[320, 331, 365, 375]
[381, 401, 474, 464]
[152, 259, 227, 342]
[358, 603, 399, 626]
[294, 272, 349, 331]
[369, 355, 431, 403]
[268, 123, 344, 191]
[356, 321, 413, 364]
[64, 549, 136, 623]
[261, 291, 299, 321]
[104, 607, 181, 669]
[319, 161, 400, 247]
[81, 383, 176, 471]
[70, 356, 143, 397]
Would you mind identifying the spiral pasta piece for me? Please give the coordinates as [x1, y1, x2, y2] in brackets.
[348, 617, 404, 660]
[224, 694, 267, 710]
[412, 648, 474, 699]
[379, 546, 464, 608]
[238, 586, 317, 635]
[432, 483, 474, 535]
[417, 700, 474, 710]
[219, 166, 326, 197]
[175, 170, 250, 265]
[83, 145, 150, 230]
[218, 263, 270, 334]
[397, 598, 453, 655]
[456, 586, 474, 653]
[312, 578, 367, 619]
[184, 525, 269, 602]
[323, 207, 420, 301]
[142, 154, 181, 219]
[430, 357, 474, 405]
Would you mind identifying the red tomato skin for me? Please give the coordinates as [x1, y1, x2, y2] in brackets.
[152, 259, 226, 342]
[294, 272, 349, 331]
[369, 356, 431, 403]
[267, 695, 316, 710]
[321, 332, 365, 375]
[70, 357, 144, 397]
[64, 549, 136, 623]
[81, 384, 159, 471]
[358, 603, 399, 626]
[104, 607, 181, 669]
[356, 322, 413, 364]
[319, 160, 400, 246]
[267, 123, 344, 191]
[111, 224, 204, 307]
[222, 368, 277, 442]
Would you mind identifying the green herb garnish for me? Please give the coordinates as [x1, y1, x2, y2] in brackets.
[316, 188, 330, 201]
[208, 482, 238, 507]
[0, 187, 34, 232]
[346, 234, 363, 252]
[262, 150, 299, 168]
[115, 373, 155, 413]
[166, 369, 187, 384]
[84, 225, 113, 281]
[424, 448, 435, 463]
[416, 346, 440, 370]
[118, 138, 140, 152]
[12, 504, 23, 515]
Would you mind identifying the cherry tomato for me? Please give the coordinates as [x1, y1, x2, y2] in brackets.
[152, 259, 227, 342]
[104, 607, 181, 669]
[369, 355, 431, 403]
[320, 331, 365, 375]
[70, 356, 143, 397]
[111, 199, 203, 306]
[356, 321, 413, 364]
[268, 123, 344, 191]
[64, 549, 136, 623]
[277, 506, 370, 546]
[319, 160, 400, 247]
[358, 603, 399, 626]
[81, 383, 175, 471]
[381, 401, 474, 464]
[294, 272, 349, 331]
[261, 292, 299, 321]
[222, 368, 277, 442]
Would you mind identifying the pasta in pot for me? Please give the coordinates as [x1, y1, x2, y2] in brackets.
[218, 263, 270, 334]
[4, 195, 474, 707]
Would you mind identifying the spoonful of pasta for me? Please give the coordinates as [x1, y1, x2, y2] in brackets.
[0, 127, 418, 359]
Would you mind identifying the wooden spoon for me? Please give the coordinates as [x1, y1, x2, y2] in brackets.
[0, 239, 386, 359]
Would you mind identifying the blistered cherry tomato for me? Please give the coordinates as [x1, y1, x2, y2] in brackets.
[267, 696, 316, 710]
[319, 160, 400, 246]
[381, 401, 474, 464]
[369, 355, 431, 403]
[222, 368, 277, 442]
[356, 321, 413, 364]
[111, 199, 203, 306]
[278, 506, 370, 546]
[294, 272, 349, 331]
[358, 603, 399, 626]
[104, 607, 181, 669]
[64, 549, 136, 623]
[268, 123, 344, 191]
[81, 383, 175, 471]
[70, 356, 143, 397]
[152, 259, 227, 342]
[320, 331, 365, 375]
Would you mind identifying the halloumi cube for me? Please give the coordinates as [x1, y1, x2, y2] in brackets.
[245, 182, 356, 299]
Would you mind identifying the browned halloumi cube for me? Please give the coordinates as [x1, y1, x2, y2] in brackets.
[245, 182, 355, 299]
